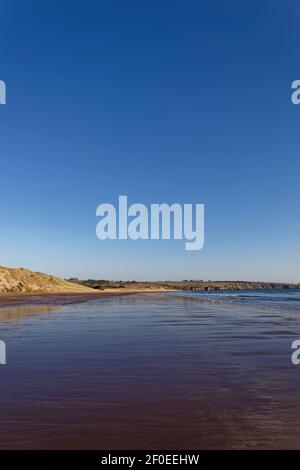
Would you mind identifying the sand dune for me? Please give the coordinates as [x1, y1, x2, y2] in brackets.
[0, 266, 95, 294]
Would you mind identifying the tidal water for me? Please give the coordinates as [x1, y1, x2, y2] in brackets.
[0, 291, 300, 449]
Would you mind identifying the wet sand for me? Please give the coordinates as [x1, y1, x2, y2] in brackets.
[0, 292, 114, 309]
[1, 292, 300, 449]
[0, 288, 172, 309]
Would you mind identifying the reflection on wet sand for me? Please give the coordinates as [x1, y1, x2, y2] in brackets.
[0, 293, 105, 309]
[1, 292, 300, 449]
[0, 304, 61, 324]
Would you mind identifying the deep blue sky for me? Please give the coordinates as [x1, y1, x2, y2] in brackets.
[0, 0, 299, 281]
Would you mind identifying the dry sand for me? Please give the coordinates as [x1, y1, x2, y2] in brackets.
[0, 266, 95, 294]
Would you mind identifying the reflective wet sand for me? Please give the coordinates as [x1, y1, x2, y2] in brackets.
[0, 292, 109, 309]
[1, 293, 300, 449]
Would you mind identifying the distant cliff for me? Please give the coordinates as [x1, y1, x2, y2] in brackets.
[179, 281, 300, 291]
[71, 279, 300, 292]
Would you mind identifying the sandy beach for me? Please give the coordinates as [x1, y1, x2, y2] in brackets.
[0, 287, 174, 309]
[1, 290, 300, 449]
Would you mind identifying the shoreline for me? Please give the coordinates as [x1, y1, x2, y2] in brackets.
[0, 288, 175, 309]
[1, 283, 299, 309]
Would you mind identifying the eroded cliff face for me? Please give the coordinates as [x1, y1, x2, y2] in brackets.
[0, 266, 95, 293]
[180, 281, 300, 291]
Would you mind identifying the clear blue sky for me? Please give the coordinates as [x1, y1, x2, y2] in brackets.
[0, 0, 299, 282]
